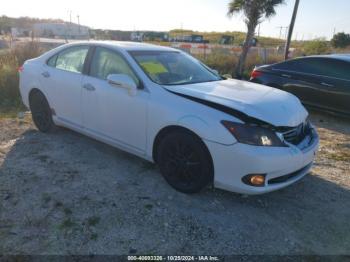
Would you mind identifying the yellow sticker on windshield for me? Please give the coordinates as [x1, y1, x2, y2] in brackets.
[140, 62, 168, 74]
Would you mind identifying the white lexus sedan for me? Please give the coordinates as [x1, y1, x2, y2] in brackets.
[19, 41, 319, 195]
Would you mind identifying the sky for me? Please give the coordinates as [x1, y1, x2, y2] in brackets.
[2, 0, 350, 40]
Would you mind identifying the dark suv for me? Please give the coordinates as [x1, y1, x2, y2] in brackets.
[250, 55, 350, 116]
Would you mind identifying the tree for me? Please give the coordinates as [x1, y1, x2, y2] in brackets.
[331, 32, 350, 48]
[228, 0, 285, 78]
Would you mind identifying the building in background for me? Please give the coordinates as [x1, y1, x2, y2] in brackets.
[33, 23, 89, 39]
[170, 34, 208, 43]
[130, 31, 169, 42]
[10, 27, 31, 38]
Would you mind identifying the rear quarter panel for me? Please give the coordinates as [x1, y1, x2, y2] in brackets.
[19, 59, 45, 108]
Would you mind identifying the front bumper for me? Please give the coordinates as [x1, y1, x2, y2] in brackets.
[205, 128, 319, 195]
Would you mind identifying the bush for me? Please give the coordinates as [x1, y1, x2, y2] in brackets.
[302, 40, 330, 55]
[196, 50, 284, 79]
[196, 50, 239, 75]
[0, 41, 43, 109]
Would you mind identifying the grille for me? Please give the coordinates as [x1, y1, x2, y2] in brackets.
[281, 122, 310, 145]
[268, 163, 312, 185]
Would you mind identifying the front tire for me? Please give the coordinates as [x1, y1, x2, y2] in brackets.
[29, 91, 55, 133]
[157, 131, 213, 194]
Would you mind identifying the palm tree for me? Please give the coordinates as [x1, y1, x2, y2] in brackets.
[228, 0, 285, 78]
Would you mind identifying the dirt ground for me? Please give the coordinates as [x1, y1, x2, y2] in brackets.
[0, 111, 349, 255]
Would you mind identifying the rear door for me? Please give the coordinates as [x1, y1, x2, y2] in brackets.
[313, 58, 350, 114]
[43, 45, 89, 127]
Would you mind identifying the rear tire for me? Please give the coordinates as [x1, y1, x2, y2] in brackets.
[157, 131, 213, 194]
[29, 91, 55, 133]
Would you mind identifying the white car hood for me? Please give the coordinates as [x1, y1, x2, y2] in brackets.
[164, 79, 308, 127]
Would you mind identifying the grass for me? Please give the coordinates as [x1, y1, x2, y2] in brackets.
[41, 193, 51, 204]
[90, 233, 98, 241]
[64, 207, 73, 215]
[144, 204, 153, 210]
[0, 108, 22, 119]
[0, 41, 44, 111]
[59, 218, 76, 229]
[325, 151, 350, 162]
[87, 216, 100, 227]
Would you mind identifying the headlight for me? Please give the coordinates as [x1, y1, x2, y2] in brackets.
[221, 121, 287, 147]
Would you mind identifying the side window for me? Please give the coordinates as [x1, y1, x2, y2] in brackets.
[55, 46, 89, 73]
[273, 60, 300, 72]
[274, 58, 337, 76]
[321, 59, 350, 80]
[297, 58, 329, 75]
[288, 58, 350, 80]
[47, 54, 58, 67]
[90, 47, 140, 86]
[274, 58, 350, 80]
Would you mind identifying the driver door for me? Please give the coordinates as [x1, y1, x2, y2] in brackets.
[81, 47, 149, 153]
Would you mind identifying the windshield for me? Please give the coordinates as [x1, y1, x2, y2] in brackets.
[129, 51, 222, 85]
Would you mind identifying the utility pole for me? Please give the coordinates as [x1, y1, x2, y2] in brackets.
[277, 26, 288, 39]
[284, 0, 300, 60]
[69, 10, 72, 25]
[68, 10, 72, 40]
[77, 15, 80, 33]
[277, 26, 283, 39]
[284, 26, 289, 39]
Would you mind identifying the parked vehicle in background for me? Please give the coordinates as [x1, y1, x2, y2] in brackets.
[250, 55, 350, 116]
[19, 41, 319, 195]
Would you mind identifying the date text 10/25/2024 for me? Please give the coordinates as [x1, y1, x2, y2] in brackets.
[128, 256, 220, 261]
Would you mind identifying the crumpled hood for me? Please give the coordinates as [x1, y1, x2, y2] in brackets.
[164, 79, 308, 127]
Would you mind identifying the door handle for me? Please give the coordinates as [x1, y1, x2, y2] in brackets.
[41, 71, 50, 78]
[320, 82, 334, 87]
[281, 74, 292, 78]
[83, 83, 96, 91]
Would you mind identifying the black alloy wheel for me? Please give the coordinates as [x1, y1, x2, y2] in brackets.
[157, 131, 213, 193]
[29, 91, 55, 133]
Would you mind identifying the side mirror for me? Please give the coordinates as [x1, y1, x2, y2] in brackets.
[107, 74, 137, 96]
[222, 74, 233, 79]
[212, 69, 219, 75]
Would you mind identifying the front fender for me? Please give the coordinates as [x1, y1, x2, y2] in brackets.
[177, 115, 236, 145]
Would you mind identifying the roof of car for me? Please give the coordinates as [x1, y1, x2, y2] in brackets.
[66, 40, 177, 52]
[327, 54, 350, 62]
[300, 54, 350, 62]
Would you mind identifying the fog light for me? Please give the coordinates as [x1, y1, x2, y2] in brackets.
[250, 175, 265, 186]
[242, 174, 266, 187]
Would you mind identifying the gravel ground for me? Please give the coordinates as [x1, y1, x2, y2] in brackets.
[0, 111, 349, 255]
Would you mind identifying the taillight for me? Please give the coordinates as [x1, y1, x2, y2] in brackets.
[251, 70, 262, 79]
[18, 65, 24, 73]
